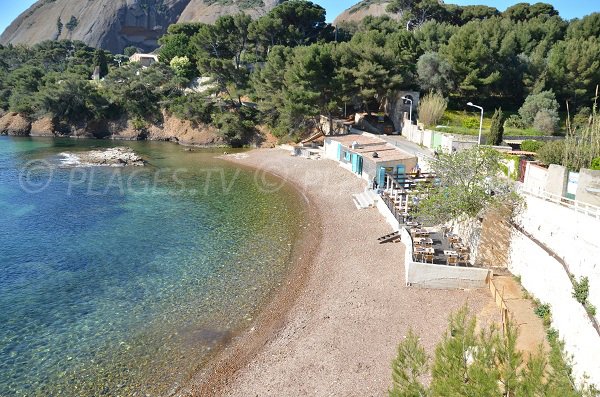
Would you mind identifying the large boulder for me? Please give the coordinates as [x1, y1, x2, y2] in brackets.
[0, 113, 31, 136]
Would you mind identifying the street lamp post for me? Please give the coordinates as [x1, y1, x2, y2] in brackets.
[401, 96, 413, 124]
[467, 102, 484, 145]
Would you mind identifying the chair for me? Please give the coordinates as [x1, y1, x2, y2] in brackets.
[459, 253, 470, 266]
[424, 253, 434, 264]
[446, 256, 458, 266]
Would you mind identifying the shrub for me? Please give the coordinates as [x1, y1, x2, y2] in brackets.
[533, 109, 559, 135]
[521, 140, 544, 152]
[417, 90, 447, 127]
[519, 90, 560, 126]
[591, 157, 600, 170]
[504, 114, 527, 129]
[538, 140, 565, 165]
[534, 303, 551, 319]
[572, 276, 590, 305]
[462, 117, 480, 128]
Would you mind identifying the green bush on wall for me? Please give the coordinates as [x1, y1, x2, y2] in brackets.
[591, 157, 600, 170]
[521, 140, 545, 153]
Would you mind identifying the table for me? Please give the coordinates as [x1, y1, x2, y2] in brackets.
[412, 228, 430, 237]
[443, 250, 458, 257]
[406, 221, 420, 227]
[414, 237, 433, 246]
[415, 247, 435, 254]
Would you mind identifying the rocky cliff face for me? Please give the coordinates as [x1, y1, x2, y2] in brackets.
[0, 0, 281, 53]
[333, 0, 399, 25]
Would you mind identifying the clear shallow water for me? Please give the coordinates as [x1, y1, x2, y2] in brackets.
[0, 137, 304, 396]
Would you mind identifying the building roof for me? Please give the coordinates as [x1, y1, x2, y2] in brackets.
[329, 134, 382, 146]
[329, 133, 415, 162]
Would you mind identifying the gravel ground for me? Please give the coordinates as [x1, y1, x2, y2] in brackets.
[187, 148, 497, 396]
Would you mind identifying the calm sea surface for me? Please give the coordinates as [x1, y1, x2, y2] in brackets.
[0, 136, 304, 396]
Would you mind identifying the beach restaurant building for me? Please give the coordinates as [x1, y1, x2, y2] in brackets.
[324, 134, 417, 186]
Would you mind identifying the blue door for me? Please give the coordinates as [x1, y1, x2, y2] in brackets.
[396, 164, 405, 178]
[377, 166, 386, 187]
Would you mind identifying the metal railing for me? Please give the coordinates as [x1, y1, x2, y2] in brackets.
[520, 185, 600, 220]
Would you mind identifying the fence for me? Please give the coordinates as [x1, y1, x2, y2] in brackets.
[519, 184, 600, 220]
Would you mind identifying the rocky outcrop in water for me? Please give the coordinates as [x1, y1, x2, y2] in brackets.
[0, 0, 283, 54]
[62, 147, 146, 167]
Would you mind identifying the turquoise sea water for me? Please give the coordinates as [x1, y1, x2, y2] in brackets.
[0, 136, 304, 396]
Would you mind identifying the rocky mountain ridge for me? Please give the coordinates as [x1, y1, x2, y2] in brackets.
[0, 0, 282, 54]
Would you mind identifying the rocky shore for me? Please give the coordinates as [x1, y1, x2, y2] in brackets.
[60, 147, 145, 167]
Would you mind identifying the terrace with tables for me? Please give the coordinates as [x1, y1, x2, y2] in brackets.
[379, 170, 472, 267]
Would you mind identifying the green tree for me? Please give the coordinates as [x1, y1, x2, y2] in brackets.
[279, 43, 341, 136]
[102, 63, 179, 121]
[124, 46, 138, 57]
[488, 107, 505, 145]
[390, 306, 590, 397]
[503, 2, 558, 21]
[416, 146, 519, 225]
[65, 16, 78, 32]
[250, 45, 292, 133]
[249, 0, 332, 53]
[56, 17, 63, 37]
[157, 23, 203, 64]
[518, 90, 560, 126]
[548, 37, 600, 105]
[36, 74, 108, 124]
[92, 49, 109, 78]
[386, 0, 446, 28]
[191, 14, 252, 106]
[417, 52, 454, 94]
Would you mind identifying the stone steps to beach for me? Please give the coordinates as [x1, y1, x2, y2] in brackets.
[352, 190, 379, 210]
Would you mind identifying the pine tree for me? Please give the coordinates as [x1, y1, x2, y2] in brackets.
[388, 306, 591, 396]
[489, 108, 505, 146]
[93, 49, 108, 79]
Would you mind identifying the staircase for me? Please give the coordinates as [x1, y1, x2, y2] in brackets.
[352, 190, 380, 210]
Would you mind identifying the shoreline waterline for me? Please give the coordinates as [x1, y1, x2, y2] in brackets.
[0, 137, 308, 396]
[177, 154, 322, 396]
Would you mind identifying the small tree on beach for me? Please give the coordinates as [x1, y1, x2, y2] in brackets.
[415, 146, 521, 225]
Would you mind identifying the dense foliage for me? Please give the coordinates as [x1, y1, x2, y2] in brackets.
[415, 146, 521, 225]
[1, 1, 599, 143]
[389, 306, 597, 397]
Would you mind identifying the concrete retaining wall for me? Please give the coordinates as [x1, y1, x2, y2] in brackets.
[517, 194, 600, 323]
[508, 227, 600, 387]
[406, 261, 490, 289]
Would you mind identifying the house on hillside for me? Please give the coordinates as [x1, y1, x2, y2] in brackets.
[324, 133, 417, 187]
[129, 53, 159, 67]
